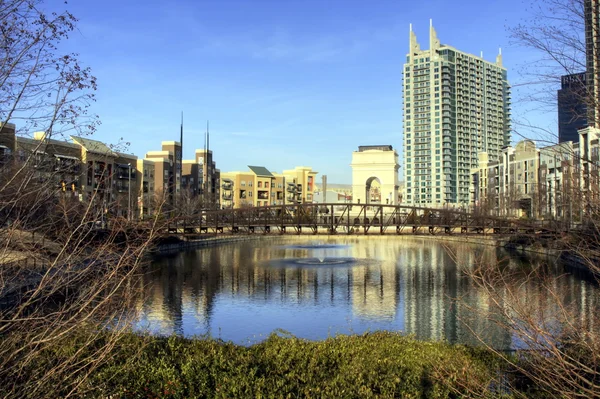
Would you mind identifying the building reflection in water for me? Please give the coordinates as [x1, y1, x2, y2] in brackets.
[134, 236, 599, 348]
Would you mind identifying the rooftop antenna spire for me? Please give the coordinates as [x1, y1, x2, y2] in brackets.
[180, 111, 183, 162]
[179, 111, 183, 200]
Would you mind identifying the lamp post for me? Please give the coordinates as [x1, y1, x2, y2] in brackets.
[127, 163, 131, 221]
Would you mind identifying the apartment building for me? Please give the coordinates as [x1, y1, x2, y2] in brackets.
[539, 142, 574, 218]
[2, 121, 228, 218]
[137, 159, 155, 218]
[471, 140, 539, 217]
[0, 127, 142, 219]
[145, 142, 180, 209]
[220, 166, 315, 209]
[471, 136, 593, 220]
[195, 149, 220, 207]
[470, 152, 491, 211]
[113, 152, 138, 219]
[220, 174, 236, 209]
[578, 126, 600, 199]
[220, 166, 281, 208]
[282, 166, 318, 204]
[181, 159, 201, 196]
[403, 22, 511, 206]
[220, 171, 252, 208]
[15, 132, 83, 200]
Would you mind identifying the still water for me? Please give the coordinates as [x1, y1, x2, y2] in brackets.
[135, 236, 598, 348]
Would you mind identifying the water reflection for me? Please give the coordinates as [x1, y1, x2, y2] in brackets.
[134, 237, 599, 348]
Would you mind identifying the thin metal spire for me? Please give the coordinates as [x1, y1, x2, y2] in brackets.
[180, 111, 183, 164]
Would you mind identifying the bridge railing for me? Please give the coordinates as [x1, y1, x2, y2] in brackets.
[161, 203, 571, 235]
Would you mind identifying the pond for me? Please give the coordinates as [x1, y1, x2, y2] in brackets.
[134, 236, 599, 348]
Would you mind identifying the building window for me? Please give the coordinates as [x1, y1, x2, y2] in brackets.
[258, 181, 262, 188]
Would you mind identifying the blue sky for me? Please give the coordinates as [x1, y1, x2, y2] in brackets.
[51, 0, 554, 183]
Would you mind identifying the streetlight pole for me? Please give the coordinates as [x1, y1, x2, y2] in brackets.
[127, 163, 131, 221]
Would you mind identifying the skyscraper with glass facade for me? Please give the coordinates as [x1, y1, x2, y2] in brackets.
[402, 22, 511, 206]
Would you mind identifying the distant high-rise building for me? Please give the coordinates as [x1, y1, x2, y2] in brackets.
[585, 0, 600, 127]
[402, 21, 511, 206]
[558, 72, 588, 143]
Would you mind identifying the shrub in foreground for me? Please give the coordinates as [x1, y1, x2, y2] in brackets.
[81, 331, 503, 398]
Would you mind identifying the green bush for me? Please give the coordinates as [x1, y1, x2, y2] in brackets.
[80, 331, 505, 399]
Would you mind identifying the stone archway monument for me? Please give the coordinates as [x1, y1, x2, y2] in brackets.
[351, 145, 399, 205]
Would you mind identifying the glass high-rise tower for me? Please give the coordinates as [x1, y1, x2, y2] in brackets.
[402, 22, 511, 206]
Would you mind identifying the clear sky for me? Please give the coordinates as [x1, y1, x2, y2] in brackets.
[50, 0, 554, 183]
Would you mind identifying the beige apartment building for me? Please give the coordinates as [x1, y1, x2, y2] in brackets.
[2, 124, 227, 219]
[0, 127, 143, 219]
[471, 137, 595, 220]
[71, 136, 140, 218]
[195, 149, 220, 207]
[220, 171, 252, 208]
[220, 166, 282, 209]
[220, 166, 315, 209]
[282, 166, 318, 204]
[113, 152, 138, 219]
[539, 142, 575, 218]
[137, 159, 156, 218]
[181, 159, 201, 196]
[145, 141, 181, 211]
[471, 140, 539, 217]
[10, 132, 83, 209]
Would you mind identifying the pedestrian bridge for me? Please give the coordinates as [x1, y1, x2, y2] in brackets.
[160, 203, 568, 236]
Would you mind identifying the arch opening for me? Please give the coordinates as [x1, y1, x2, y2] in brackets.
[365, 176, 382, 204]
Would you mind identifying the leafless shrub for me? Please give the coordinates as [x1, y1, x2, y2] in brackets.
[0, 1, 166, 397]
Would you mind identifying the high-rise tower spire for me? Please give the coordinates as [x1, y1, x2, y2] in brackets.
[496, 47, 503, 67]
[429, 19, 440, 51]
[409, 23, 420, 55]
